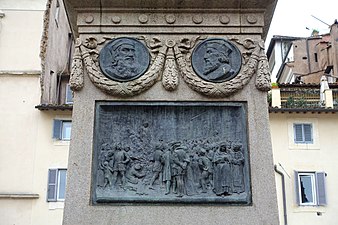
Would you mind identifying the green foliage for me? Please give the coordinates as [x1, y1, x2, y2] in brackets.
[286, 96, 306, 108]
[271, 82, 279, 88]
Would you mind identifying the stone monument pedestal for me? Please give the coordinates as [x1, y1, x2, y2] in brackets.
[63, 1, 279, 224]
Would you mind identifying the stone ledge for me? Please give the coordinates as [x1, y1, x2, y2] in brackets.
[0, 70, 41, 76]
[35, 104, 73, 111]
[64, 0, 277, 39]
[0, 193, 39, 199]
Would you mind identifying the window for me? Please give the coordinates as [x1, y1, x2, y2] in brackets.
[294, 123, 313, 144]
[288, 119, 319, 150]
[47, 169, 67, 201]
[295, 171, 326, 206]
[65, 84, 73, 104]
[53, 120, 72, 140]
[54, 0, 60, 27]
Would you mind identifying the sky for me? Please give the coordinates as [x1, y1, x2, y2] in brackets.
[266, 0, 337, 46]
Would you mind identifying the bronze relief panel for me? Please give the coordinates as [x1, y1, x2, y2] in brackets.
[92, 102, 251, 204]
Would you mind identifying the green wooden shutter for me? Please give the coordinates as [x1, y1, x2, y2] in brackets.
[303, 124, 313, 143]
[316, 172, 327, 206]
[294, 171, 300, 205]
[47, 169, 58, 202]
[294, 124, 303, 142]
[53, 120, 62, 139]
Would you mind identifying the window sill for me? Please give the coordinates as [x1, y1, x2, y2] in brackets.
[53, 140, 70, 146]
[49, 201, 64, 210]
[0, 193, 39, 199]
[289, 146, 320, 150]
[293, 205, 326, 213]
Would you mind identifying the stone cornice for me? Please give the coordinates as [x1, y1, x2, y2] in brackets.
[63, 0, 277, 39]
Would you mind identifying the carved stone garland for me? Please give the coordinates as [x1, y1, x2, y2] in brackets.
[70, 36, 271, 97]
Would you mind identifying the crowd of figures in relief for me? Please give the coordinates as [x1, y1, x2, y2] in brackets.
[96, 138, 245, 198]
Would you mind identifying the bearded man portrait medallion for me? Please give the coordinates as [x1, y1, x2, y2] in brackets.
[191, 38, 242, 83]
[99, 37, 150, 82]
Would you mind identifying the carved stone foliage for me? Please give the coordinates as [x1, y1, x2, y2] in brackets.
[70, 36, 271, 97]
[92, 102, 251, 204]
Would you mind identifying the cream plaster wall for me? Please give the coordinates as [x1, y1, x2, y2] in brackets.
[0, 74, 40, 225]
[0, 74, 71, 224]
[0, 73, 71, 225]
[0, 10, 44, 71]
[0, 199, 34, 225]
[270, 113, 338, 225]
[0, 1, 71, 225]
[0, 0, 46, 10]
[0, 74, 40, 192]
[31, 111, 70, 225]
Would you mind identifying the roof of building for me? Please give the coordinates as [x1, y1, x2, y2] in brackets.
[278, 83, 338, 88]
[269, 107, 338, 113]
[266, 35, 304, 58]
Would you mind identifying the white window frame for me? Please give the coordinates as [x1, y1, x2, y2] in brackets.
[47, 169, 67, 202]
[56, 169, 67, 201]
[297, 173, 317, 206]
[61, 121, 72, 141]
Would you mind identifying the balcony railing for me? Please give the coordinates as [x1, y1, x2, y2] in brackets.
[270, 84, 338, 109]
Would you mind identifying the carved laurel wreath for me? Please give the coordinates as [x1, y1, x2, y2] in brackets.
[70, 36, 271, 97]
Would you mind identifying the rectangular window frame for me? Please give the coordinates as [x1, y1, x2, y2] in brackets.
[61, 121, 72, 141]
[293, 123, 313, 144]
[53, 119, 72, 141]
[47, 169, 67, 202]
[295, 171, 327, 207]
[297, 172, 317, 206]
[65, 83, 73, 104]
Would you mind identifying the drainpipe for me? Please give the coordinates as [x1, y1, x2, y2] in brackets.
[274, 165, 288, 225]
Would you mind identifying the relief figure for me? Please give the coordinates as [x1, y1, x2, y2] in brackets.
[104, 39, 141, 80]
[198, 149, 212, 193]
[149, 144, 164, 189]
[171, 145, 190, 197]
[203, 41, 235, 81]
[231, 143, 245, 193]
[161, 146, 173, 195]
[213, 142, 232, 196]
[99, 38, 150, 82]
[126, 163, 146, 184]
[112, 145, 130, 188]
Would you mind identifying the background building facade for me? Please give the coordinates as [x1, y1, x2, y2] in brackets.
[0, 1, 72, 224]
[268, 22, 338, 225]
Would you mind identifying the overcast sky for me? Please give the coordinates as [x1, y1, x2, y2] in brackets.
[266, 0, 337, 46]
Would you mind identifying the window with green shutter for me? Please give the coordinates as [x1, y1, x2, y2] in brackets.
[295, 171, 327, 206]
[294, 123, 313, 144]
[53, 120, 72, 140]
[47, 169, 67, 202]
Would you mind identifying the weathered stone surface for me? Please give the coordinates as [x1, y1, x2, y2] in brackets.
[63, 1, 279, 225]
